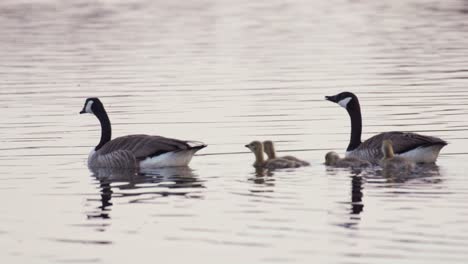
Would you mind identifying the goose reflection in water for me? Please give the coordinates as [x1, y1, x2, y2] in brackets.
[87, 166, 204, 219]
[328, 164, 443, 230]
[339, 172, 366, 230]
[350, 175, 364, 215]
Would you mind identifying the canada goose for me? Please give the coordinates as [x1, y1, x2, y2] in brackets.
[380, 140, 415, 172]
[325, 92, 447, 164]
[245, 141, 300, 169]
[80, 98, 206, 169]
[324, 151, 371, 168]
[263, 140, 310, 166]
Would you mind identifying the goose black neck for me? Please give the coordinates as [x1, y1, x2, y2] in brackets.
[95, 107, 111, 151]
[346, 99, 362, 151]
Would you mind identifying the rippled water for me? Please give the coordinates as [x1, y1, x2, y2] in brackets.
[1, 0, 468, 263]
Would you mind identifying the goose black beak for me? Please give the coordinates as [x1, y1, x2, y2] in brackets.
[325, 95, 338, 103]
[79, 109, 86, 114]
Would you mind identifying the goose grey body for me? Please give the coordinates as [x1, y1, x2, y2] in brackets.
[346, 131, 446, 164]
[325, 92, 447, 164]
[81, 98, 206, 169]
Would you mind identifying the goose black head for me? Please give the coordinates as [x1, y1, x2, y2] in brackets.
[325, 92, 359, 110]
[80, 97, 104, 115]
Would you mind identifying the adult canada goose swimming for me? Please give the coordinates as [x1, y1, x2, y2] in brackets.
[324, 151, 371, 168]
[245, 141, 300, 169]
[380, 140, 415, 172]
[263, 140, 310, 166]
[80, 98, 207, 169]
[325, 92, 447, 164]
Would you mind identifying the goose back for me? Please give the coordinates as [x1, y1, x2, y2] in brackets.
[96, 134, 194, 160]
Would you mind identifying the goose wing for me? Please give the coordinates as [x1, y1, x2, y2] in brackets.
[97, 134, 202, 160]
[359, 131, 447, 155]
[91, 149, 138, 168]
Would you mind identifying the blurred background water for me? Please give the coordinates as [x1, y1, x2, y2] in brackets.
[1, 0, 468, 263]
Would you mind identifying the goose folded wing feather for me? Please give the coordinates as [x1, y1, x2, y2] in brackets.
[97, 135, 191, 160]
[92, 149, 138, 168]
[360, 132, 447, 155]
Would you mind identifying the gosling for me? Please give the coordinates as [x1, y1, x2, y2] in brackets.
[245, 141, 300, 169]
[325, 151, 371, 168]
[263, 140, 310, 166]
[380, 140, 415, 172]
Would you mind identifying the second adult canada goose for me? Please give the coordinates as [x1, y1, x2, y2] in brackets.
[263, 140, 310, 166]
[325, 92, 447, 164]
[325, 151, 371, 168]
[245, 141, 300, 169]
[380, 140, 415, 172]
[80, 98, 207, 169]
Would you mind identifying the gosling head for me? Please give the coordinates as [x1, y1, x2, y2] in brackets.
[382, 139, 395, 159]
[245, 141, 264, 154]
[80, 97, 104, 115]
[262, 140, 275, 159]
[325, 91, 359, 110]
[325, 151, 340, 165]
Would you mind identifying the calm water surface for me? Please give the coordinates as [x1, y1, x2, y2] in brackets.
[1, 0, 468, 263]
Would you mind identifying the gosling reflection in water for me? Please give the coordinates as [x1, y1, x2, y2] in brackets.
[378, 163, 442, 184]
[87, 166, 203, 219]
[249, 167, 275, 186]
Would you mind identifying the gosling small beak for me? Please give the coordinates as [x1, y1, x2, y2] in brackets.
[244, 144, 249, 148]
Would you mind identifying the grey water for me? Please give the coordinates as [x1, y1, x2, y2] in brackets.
[1, 0, 468, 263]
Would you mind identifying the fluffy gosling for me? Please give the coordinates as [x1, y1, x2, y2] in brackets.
[263, 140, 310, 166]
[325, 151, 371, 168]
[380, 140, 414, 172]
[245, 141, 300, 169]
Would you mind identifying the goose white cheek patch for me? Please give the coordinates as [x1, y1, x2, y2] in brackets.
[338, 97, 352, 108]
[85, 100, 94, 113]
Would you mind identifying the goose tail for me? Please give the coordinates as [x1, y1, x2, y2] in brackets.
[186, 141, 207, 152]
[190, 144, 207, 151]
